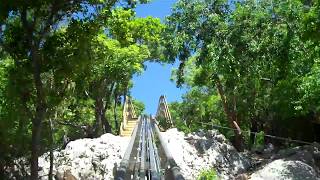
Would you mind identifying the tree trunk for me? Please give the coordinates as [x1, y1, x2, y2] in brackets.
[94, 97, 112, 136]
[101, 111, 112, 133]
[21, 10, 46, 179]
[113, 93, 119, 134]
[48, 118, 54, 180]
[94, 97, 104, 136]
[101, 99, 112, 134]
[249, 118, 258, 150]
[0, 160, 4, 180]
[102, 83, 116, 133]
[30, 47, 46, 180]
[21, 11, 47, 178]
[31, 111, 45, 179]
[213, 74, 245, 151]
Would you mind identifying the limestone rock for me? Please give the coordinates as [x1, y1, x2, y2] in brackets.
[250, 159, 318, 180]
[161, 128, 250, 180]
[38, 133, 130, 180]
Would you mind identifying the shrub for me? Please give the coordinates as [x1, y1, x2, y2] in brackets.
[197, 168, 219, 180]
[254, 131, 265, 149]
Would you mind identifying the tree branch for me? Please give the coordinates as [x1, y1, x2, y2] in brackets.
[56, 121, 87, 130]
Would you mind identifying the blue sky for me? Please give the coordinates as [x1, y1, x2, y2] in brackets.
[132, 0, 186, 114]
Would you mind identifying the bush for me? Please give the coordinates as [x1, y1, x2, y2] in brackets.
[157, 116, 171, 130]
[198, 168, 219, 180]
[254, 131, 265, 149]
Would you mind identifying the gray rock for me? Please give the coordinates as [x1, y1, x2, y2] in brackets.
[161, 128, 251, 180]
[250, 159, 319, 180]
[267, 142, 320, 177]
[235, 173, 248, 180]
[38, 133, 130, 180]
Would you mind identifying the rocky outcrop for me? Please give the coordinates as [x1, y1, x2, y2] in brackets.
[161, 129, 251, 180]
[38, 134, 129, 180]
[12, 128, 319, 180]
[272, 143, 320, 172]
[249, 143, 320, 180]
[37, 128, 250, 180]
[250, 159, 318, 180]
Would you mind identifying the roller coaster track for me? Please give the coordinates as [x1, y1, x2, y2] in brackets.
[115, 96, 184, 180]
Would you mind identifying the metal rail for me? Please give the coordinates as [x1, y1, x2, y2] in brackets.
[115, 116, 184, 180]
[116, 117, 141, 180]
[152, 120, 184, 180]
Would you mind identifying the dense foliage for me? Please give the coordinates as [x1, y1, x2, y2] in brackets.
[1, 0, 320, 178]
[165, 0, 320, 150]
[0, 0, 160, 179]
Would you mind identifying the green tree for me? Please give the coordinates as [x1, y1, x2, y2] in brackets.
[69, 8, 163, 136]
[133, 99, 146, 116]
[0, 1, 162, 179]
[164, 0, 320, 150]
